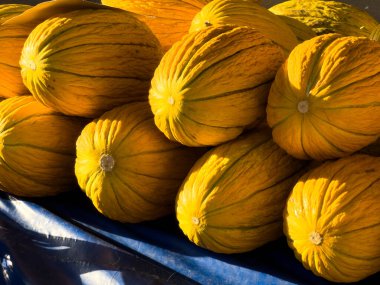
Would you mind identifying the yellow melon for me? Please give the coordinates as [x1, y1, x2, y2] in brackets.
[149, 25, 286, 147]
[0, 96, 87, 197]
[176, 128, 307, 253]
[269, 0, 379, 37]
[284, 154, 380, 282]
[0, 0, 114, 99]
[75, 102, 205, 223]
[20, 8, 162, 118]
[189, 0, 298, 53]
[267, 33, 380, 160]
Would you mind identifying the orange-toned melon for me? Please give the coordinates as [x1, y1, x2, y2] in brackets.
[0, 96, 87, 197]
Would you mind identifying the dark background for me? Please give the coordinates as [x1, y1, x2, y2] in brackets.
[7, 0, 380, 21]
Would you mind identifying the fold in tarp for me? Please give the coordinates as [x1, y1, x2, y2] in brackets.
[0, 191, 378, 285]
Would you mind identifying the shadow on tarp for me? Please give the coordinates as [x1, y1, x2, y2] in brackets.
[0, 191, 196, 285]
[2, 191, 379, 285]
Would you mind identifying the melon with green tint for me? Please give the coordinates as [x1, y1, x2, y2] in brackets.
[269, 0, 379, 37]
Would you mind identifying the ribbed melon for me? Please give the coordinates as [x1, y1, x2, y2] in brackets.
[0, 96, 87, 197]
[269, 0, 379, 37]
[176, 129, 307, 253]
[284, 154, 380, 282]
[75, 102, 205, 223]
[20, 8, 162, 118]
[0, 4, 32, 98]
[267, 33, 380, 160]
[189, 0, 298, 53]
[0, 24, 31, 98]
[149, 25, 286, 147]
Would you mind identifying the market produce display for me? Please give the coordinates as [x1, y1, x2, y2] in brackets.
[0, 0, 379, 283]
[149, 25, 286, 146]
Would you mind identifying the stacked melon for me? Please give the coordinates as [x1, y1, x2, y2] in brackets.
[0, 0, 379, 283]
[0, 0, 166, 198]
[147, 0, 378, 283]
[0, 0, 205, 225]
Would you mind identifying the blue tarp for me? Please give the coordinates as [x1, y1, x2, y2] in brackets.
[0, 190, 378, 285]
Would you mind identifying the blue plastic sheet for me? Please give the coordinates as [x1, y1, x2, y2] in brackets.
[0, 192, 198, 285]
[0, 191, 379, 285]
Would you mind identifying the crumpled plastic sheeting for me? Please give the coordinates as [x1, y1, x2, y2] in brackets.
[0, 191, 379, 285]
[0, 192, 195, 285]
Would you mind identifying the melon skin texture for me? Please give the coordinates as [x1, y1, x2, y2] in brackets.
[284, 154, 380, 283]
[20, 8, 163, 118]
[269, 0, 379, 37]
[0, 4, 31, 24]
[370, 24, 380, 42]
[149, 25, 286, 147]
[101, 0, 212, 51]
[75, 102, 205, 223]
[267, 33, 380, 161]
[0, 96, 87, 197]
[189, 0, 298, 53]
[0, 4, 32, 98]
[176, 129, 307, 254]
[0, 24, 31, 98]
